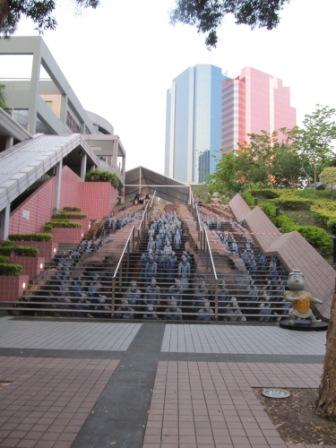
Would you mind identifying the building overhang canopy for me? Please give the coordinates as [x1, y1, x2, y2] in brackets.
[125, 166, 190, 203]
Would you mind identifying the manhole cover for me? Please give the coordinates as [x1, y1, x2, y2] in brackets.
[262, 388, 290, 399]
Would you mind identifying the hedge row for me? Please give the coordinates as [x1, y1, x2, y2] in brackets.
[273, 197, 312, 210]
[52, 213, 86, 220]
[44, 220, 81, 232]
[0, 255, 9, 263]
[261, 204, 332, 255]
[63, 206, 81, 212]
[86, 170, 119, 188]
[0, 262, 22, 276]
[250, 189, 279, 199]
[0, 246, 38, 257]
[9, 233, 52, 242]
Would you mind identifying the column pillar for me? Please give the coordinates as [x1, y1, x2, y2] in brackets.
[0, 204, 10, 241]
[5, 136, 14, 149]
[60, 95, 68, 124]
[28, 46, 41, 134]
[112, 137, 118, 170]
[54, 161, 62, 211]
[80, 153, 87, 180]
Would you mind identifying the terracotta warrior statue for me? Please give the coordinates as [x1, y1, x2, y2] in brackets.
[285, 270, 322, 324]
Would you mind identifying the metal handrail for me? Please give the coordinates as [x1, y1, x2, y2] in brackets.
[112, 226, 134, 279]
[137, 190, 156, 232]
[204, 226, 218, 280]
[190, 190, 203, 232]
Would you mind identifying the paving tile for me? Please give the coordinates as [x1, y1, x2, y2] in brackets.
[161, 324, 326, 355]
[0, 356, 118, 448]
[0, 317, 141, 351]
[144, 361, 326, 448]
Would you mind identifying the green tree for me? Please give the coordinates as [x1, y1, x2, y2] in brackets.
[296, 105, 336, 185]
[320, 167, 336, 188]
[0, 0, 99, 35]
[272, 142, 303, 188]
[171, 0, 289, 47]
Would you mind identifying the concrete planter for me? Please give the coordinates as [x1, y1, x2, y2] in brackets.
[9, 255, 45, 279]
[50, 219, 90, 245]
[0, 275, 29, 301]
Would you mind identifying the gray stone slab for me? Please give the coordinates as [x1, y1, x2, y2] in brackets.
[0, 317, 141, 351]
[161, 324, 326, 355]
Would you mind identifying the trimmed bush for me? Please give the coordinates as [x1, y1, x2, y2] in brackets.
[0, 262, 22, 276]
[9, 233, 52, 242]
[43, 220, 81, 232]
[242, 191, 255, 206]
[0, 247, 11, 256]
[296, 225, 332, 256]
[86, 170, 119, 188]
[0, 246, 38, 257]
[52, 213, 86, 220]
[63, 206, 81, 212]
[273, 197, 312, 210]
[13, 246, 38, 257]
[274, 214, 297, 233]
[327, 218, 336, 234]
[260, 202, 277, 218]
[311, 204, 336, 227]
[0, 255, 9, 263]
[251, 189, 279, 199]
[1, 241, 14, 247]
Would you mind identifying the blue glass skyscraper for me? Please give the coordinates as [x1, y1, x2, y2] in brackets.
[165, 65, 225, 184]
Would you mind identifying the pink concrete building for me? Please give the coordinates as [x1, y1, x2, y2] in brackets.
[221, 67, 296, 152]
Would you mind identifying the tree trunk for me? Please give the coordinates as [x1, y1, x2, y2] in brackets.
[316, 284, 336, 419]
[0, 0, 9, 27]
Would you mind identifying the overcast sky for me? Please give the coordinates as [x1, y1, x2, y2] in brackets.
[2, 0, 336, 173]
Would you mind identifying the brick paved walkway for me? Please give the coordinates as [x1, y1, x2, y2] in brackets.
[0, 357, 118, 448]
[0, 320, 331, 448]
[144, 361, 324, 448]
[161, 325, 326, 356]
[0, 318, 141, 351]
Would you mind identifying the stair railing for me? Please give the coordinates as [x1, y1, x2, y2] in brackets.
[111, 225, 135, 317]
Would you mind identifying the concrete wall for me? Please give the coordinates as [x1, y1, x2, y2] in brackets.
[229, 193, 336, 319]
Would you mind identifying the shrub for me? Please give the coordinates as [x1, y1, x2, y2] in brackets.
[43, 220, 81, 232]
[311, 204, 336, 227]
[0, 255, 9, 263]
[0, 247, 11, 256]
[327, 218, 336, 234]
[273, 197, 312, 210]
[260, 202, 277, 218]
[52, 213, 86, 220]
[1, 241, 14, 247]
[0, 262, 22, 276]
[86, 170, 119, 188]
[0, 246, 38, 257]
[63, 206, 81, 212]
[274, 214, 298, 233]
[242, 190, 255, 206]
[9, 233, 52, 242]
[296, 225, 332, 256]
[251, 189, 279, 199]
[13, 246, 38, 257]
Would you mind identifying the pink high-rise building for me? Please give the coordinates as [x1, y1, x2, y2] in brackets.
[221, 67, 296, 152]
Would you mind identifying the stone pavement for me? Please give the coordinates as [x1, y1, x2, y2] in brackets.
[144, 362, 322, 448]
[0, 357, 118, 448]
[0, 317, 141, 351]
[0, 317, 332, 448]
[161, 325, 326, 355]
